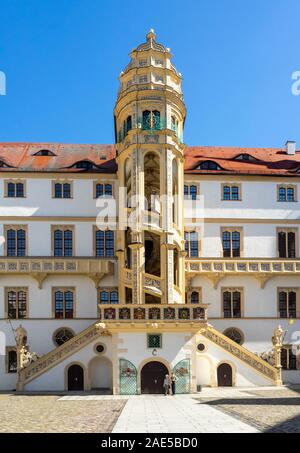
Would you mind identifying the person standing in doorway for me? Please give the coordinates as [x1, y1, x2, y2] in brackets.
[163, 374, 170, 395]
[171, 373, 177, 395]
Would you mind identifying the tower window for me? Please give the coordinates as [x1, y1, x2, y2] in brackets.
[142, 110, 161, 131]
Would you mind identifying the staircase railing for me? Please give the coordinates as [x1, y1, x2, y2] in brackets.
[17, 322, 108, 389]
[199, 325, 281, 384]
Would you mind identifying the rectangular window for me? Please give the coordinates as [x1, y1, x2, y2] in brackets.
[5, 181, 25, 198]
[147, 334, 162, 348]
[278, 185, 297, 202]
[184, 184, 197, 200]
[278, 229, 297, 258]
[5, 227, 26, 257]
[95, 229, 114, 257]
[222, 229, 242, 258]
[53, 289, 74, 319]
[6, 288, 28, 319]
[52, 227, 74, 257]
[184, 231, 199, 257]
[222, 184, 241, 201]
[6, 348, 17, 373]
[281, 348, 297, 370]
[222, 289, 242, 318]
[98, 289, 119, 305]
[95, 183, 113, 198]
[278, 290, 297, 318]
[139, 75, 147, 83]
[53, 182, 72, 199]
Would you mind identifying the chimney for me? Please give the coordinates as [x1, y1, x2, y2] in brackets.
[286, 140, 296, 155]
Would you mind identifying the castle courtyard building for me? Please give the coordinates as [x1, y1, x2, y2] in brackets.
[0, 31, 300, 393]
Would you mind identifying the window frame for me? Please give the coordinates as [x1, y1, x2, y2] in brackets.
[4, 225, 28, 257]
[93, 181, 114, 199]
[52, 287, 75, 319]
[5, 287, 28, 319]
[4, 180, 26, 198]
[221, 227, 243, 258]
[51, 225, 75, 257]
[184, 230, 200, 258]
[221, 183, 242, 201]
[6, 347, 17, 373]
[52, 180, 73, 199]
[278, 288, 299, 319]
[221, 288, 243, 319]
[277, 228, 298, 258]
[277, 184, 297, 202]
[94, 227, 115, 258]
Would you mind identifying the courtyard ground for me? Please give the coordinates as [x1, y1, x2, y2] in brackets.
[0, 386, 300, 433]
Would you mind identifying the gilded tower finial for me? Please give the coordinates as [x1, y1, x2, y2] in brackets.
[146, 29, 156, 41]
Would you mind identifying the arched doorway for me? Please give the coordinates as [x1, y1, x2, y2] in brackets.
[68, 364, 84, 391]
[89, 357, 112, 393]
[217, 363, 233, 387]
[141, 361, 168, 394]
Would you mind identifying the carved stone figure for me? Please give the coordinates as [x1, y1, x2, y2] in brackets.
[272, 325, 284, 347]
[15, 325, 27, 348]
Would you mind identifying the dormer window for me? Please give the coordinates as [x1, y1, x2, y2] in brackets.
[72, 161, 97, 170]
[0, 160, 10, 168]
[196, 161, 222, 171]
[234, 154, 259, 162]
[33, 150, 56, 157]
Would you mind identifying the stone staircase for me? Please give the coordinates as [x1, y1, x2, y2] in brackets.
[17, 322, 109, 390]
[199, 325, 281, 385]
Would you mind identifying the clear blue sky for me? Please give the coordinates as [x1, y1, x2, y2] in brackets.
[0, 0, 299, 148]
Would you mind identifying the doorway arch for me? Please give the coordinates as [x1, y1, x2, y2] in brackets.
[217, 363, 233, 387]
[67, 364, 84, 391]
[89, 357, 112, 392]
[141, 361, 168, 394]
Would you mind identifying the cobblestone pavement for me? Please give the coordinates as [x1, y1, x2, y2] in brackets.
[0, 394, 126, 433]
[197, 386, 300, 433]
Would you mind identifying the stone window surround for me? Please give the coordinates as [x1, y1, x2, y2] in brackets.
[51, 287, 76, 319]
[93, 226, 115, 258]
[93, 180, 114, 199]
[277, 287, 300, 319]
[3, 224, 28, 256]
[277, 184, 297, 202]
[51, 225, 75, 257]
[220, 226, 244, 257]
[221, 183, 242, 201]
[277, 227, 298, 258]
[184, 228, 201, 258]
[186, 287, 202, 304]
[147, 333, 162, 349]
[51, 179, 73, 199]
[4, 179, 26, 198]
[281, 344, 300, 370]
[4, 286, 28, 319]
[221, 287, 244, 319]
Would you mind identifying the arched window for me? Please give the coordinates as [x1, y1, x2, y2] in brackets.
[33, 149, 56, 156]
[7, 349, 17, 373]
[54, 328, 74, 346]
[73, 160, 95, 170]
[223, 327, 244, 345]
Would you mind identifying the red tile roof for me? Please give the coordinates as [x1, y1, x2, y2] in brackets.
[0, 143, 299, 176]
